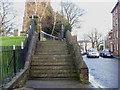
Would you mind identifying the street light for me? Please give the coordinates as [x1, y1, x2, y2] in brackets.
[35, 0, 37, 16]
[61, 0, 64, 40]
[34, 0, 41, 41]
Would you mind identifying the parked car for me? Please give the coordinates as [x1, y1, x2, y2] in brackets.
[100, 49, 113, 58]
[80, 50, 84, 55]
[87, 49, 99, 58]
[80, 50, 86, 55]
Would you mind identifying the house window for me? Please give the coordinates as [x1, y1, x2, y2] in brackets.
[116, 18, 118, 25]
[114, 44, 116, 51]
[117, 29, 118, 39]
[114, 32, 116, 39]
[117, 44, 118, 51]
[115, 8, 117, 14]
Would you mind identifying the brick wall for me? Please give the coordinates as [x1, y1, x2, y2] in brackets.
[111, 1, 120, 56]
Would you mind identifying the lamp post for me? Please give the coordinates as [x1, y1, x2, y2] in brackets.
[34, 0, 41, 41]
[0, 51, 2, 87]
[61, 0, 64, 40]
[35, 0, 37, 16]
[38, 16, 42, 41]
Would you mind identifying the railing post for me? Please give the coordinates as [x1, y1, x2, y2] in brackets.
[26, 34, 28, 38]
[0, 46, 2, 88]
[21, 42, 24, 69]
[13, 45, 16, 75]
[38, 32, 40, 41]
[32, 15, 34, 19]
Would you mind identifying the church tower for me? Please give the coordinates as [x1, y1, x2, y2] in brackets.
[22, 0, 51, 35]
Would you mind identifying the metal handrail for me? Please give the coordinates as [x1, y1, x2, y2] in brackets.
[41, 30, 59, 40]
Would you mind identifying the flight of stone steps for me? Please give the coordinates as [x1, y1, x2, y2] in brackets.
[30, 40, 78, 79]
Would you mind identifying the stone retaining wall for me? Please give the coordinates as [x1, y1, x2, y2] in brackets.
[66, 31, 89, 83]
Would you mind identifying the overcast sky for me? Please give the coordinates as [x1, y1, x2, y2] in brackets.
[51, 0, 118, 40]
[12, 0, 117, 40]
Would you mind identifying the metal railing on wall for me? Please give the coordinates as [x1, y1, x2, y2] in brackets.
[1, 46, 22, 87]
[0, 19, 35, 88]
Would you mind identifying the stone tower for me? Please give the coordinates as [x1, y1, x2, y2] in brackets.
[22, 0, 51, 35]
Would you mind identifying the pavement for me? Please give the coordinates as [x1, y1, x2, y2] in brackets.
[23, 79, 91, 89]
[114, 55, 120, 59]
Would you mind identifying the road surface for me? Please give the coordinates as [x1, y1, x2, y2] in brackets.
[83, 55, 119, 88]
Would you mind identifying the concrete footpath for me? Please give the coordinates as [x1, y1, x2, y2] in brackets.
[23, 79, 91, 89]
[114, 56, 120, 59]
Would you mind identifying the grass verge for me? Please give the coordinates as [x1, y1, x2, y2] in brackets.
[0, 36, 26, 46]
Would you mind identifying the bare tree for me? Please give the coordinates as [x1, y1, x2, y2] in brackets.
[85, 28, 102, 49]
[0, 0, 16, 36]
[62, 2, 85, 28]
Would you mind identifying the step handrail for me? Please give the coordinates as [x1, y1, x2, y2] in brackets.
[41, 31, 59, 40]
[39, 30, 63, 41]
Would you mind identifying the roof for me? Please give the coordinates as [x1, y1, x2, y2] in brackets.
[108, 30, 113, 34]
[111, 1, 119, 13]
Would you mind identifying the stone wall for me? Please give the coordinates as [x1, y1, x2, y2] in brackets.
[66, 31, 89, 83]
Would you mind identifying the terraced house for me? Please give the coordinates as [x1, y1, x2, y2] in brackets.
[111, 0, 120, 56]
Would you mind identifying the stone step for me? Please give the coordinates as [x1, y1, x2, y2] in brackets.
[30, 65, 76, 70]
[35, 51, 69, 55]
[31, 62, 74, 66]
[37, 42, 67, 46]
[31, 59, 74, 63]
[32, 55, 72, 60]
[37, 40, 67, 44]
[35, 48, 69, 52]
[30, 73, 78, 78]
[29, 40, 79, 79]
[29, 78, 78, 80]
[36, 47, 68, 51]
[31, 61, 74, 65]
[37, 45, 67, 47]
[30, 69, 77, 74]
[36, 45, 68, 49]
[36, 49, 69, 52]
[37, 40, 66, 44]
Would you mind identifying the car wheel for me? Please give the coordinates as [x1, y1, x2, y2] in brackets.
[87, 56, 90, 58]
[111, 56, 114, 58]
[97, 56, 99, 58]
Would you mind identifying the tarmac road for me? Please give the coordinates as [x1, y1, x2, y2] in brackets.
[83, 55, 119, 88]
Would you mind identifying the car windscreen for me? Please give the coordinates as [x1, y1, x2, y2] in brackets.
[103, 51, 110, 54]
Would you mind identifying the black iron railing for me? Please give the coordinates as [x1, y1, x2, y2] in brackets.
[22, 19, 35, 67]
[1, 46, 21, 87]
[0, 19, 36, 87]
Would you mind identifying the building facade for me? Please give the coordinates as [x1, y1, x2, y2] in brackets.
[78, 40, 92, 53]
[111, 0, 120, 56]
[105, 30, 114, 52]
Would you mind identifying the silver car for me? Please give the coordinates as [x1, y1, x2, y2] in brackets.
[87, 49, 99, 58]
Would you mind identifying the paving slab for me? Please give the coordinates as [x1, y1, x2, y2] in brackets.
[24, 79, 91, 88]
